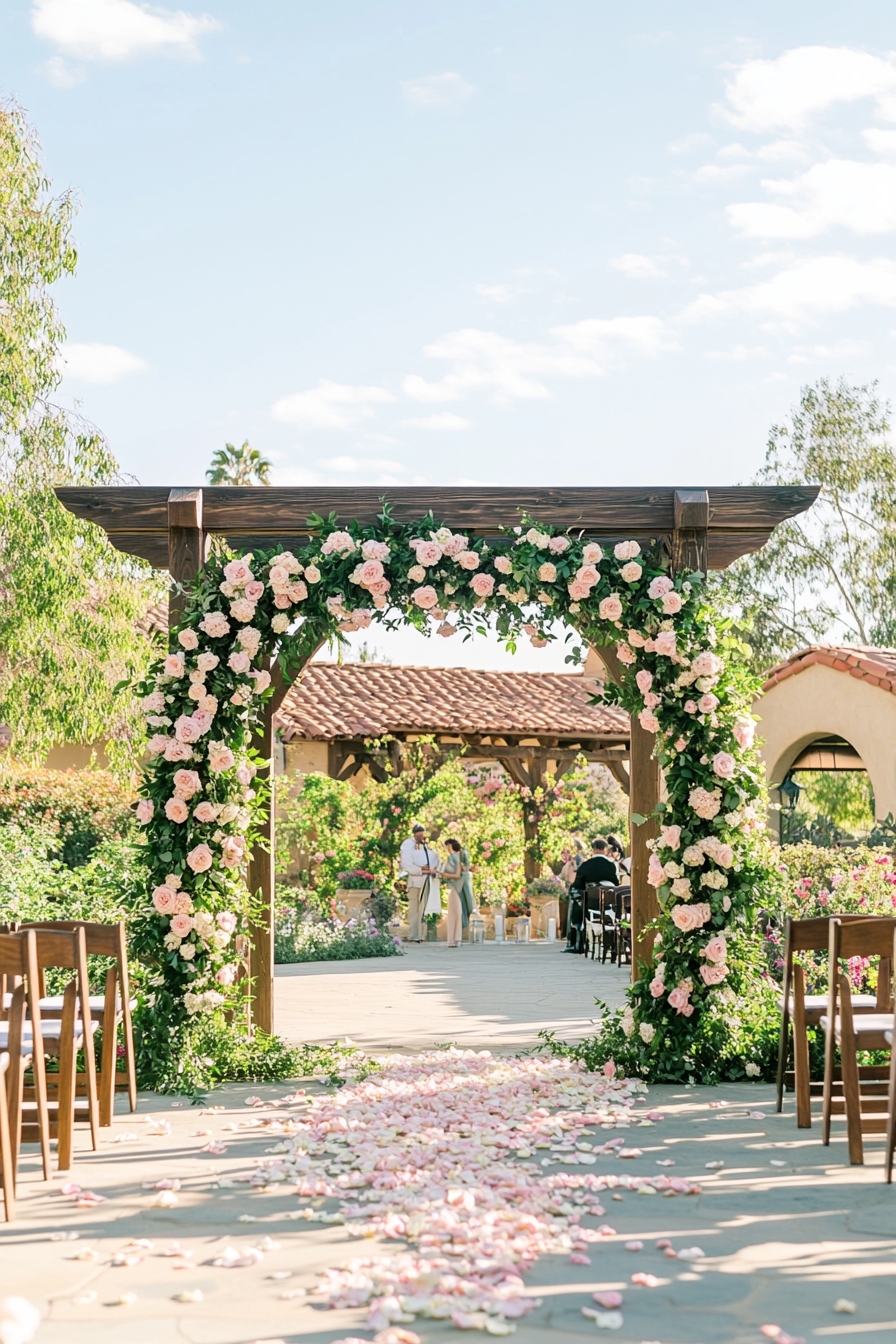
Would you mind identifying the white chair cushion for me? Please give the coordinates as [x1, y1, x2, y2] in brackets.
[2, 992, 135, 1013]
[819, 1012, 895, 1036]
[779, 992, 876, 1011]
[0, 1020, 98, 1049]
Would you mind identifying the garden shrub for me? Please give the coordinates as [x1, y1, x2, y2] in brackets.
[0, 765, 135, 866]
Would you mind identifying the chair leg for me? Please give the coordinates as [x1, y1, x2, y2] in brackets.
[885, 1032, 896, 1184]
[793, 966, 812, 1128]
[837, 974, 864, 1166]
[98, 969, 117, 1128]
[776, 985, 791, 1114]
[54, 983, 77, 1172]
[822, 980, 837, 1147]
[0, 1064, 14, 1221]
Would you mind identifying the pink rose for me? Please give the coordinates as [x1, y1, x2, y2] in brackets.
[647, 575, 673, 599]
[174, 714, 201, 743]
[684, 700, 698, 714]
[191, 710, 213, 735]
[702, 935, 728, 964]
[638, 710, 660, 734]
[698, 693, 719, 714]
[643, 691, 660, 709]
[199, 612, 230, 639]
[715, 843, 734, 868]
[170, 913, 193, 938]
[230, 598, 256, 623]
[320, 530, 355, 556]
[142, 690, 165, 712]
[250, 668, 272, 693]
[173, 890, 192, 914]
[186, 843, 213, 873]
[193, 801, 218, 823]
[667, 986, 690, 1012]
[582, 542, 603, 564]
[660, 824, 681, 850]
[407, 564, 426, 583]
[288, 581, 308, 602]
[441, 534, 467, 558]
[412, 585, 439, 610]
[221, 836, 246, 868]
[599, 595, 623, 622]
[163, 739, 193, 762]
[236, 762, 256, 785]
[628, 628, 646, 646]
[268, 564, 289, 585]
[414, 541, 442, 566]
[152, 885, 177, 914]
[734, 717, 755, 749]
[616, 641, 636, 665]
[216, 911, 238, 933]
[620, 561, 642, 583]
[567, 580, 591, 600]
[136, 798, 154, 824]
[700, 963, 728, 986]
[223, 558, 253, 586]
[178, 629, 199, 650]
[228, 650, 251, 674]
[164, 653, 185, 678]
[173, 769, 201, 797]
[358, 559, 384, 586]
[273, 592, 291, 609]
[635, 669, 653, 693]
[304, 564, 320, 583]
[216, 964, 237, 986]
[146, 734, 168, 756]
[494, 555, 513, 574]
[614, 540, 640, 561]
[577, 565, 599, 586]
[361, 539, 390, 561]
[197, 652, 219, 673]
[366, 578, 390, 597]
[654, 630, 677, 657]
[208, 743, 236, 773]
[691, 651, 723, 677]
[712, 751, 736, 779]
[241, 580, 262, 602]
[689, 786, 721, 819]
[548, 535, 570, 553]
[661, 591, 683, 614]
[602, 1059, 616, 1079]
[165, 797, 189, 823]
[537, 562, 557, 583]
[470, 573, 495, 598]
[457, 550, 480, 570]
[647, 854, 666, 887]
[649, 976, 665, 998]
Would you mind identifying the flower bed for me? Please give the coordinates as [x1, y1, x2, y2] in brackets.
[275, 908, 403, 964]
[131, 509, 772, 1089]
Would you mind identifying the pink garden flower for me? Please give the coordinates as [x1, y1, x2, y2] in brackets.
[170, 913, 193, 938]
[244, 580, 264, 601]
[700, 963, 728, 986]
[223, 558, 253, 585]
[620, 561, 642, 583]
[567, 579, 591, 601]
[577, 565, 599, 586]
[216, 964, 237, 985]
[164, 653, 185, 678]
[361, 539, 391, 560]
[193, 801, 218, 823]
[414, 541, 442, 566]
[152, 885, 177, 914]
[654, 630, 677, 657]
[229, 598, 256, 623]
[165, 797, 189, 823]
[537, 562, 557, 583]
[163, 739, 193, 762]
[304, 564, 321, 583]
[197, 651, 219, 673]
[647, 575, 673, 599]
[628, 628, 646, 646]
[221, 836, 246, 868]
[691, 651, 723, 677]
[320, 530, 356, 556]
[457, 550, 480, 570]
[268, 564, 289, 585]
[635, 669, 653, 693]
[616, 641, 636, 665]
[141, 690, 165, 712]
[136, 798, 154, 824]
[649, 976, 665, 998]
[548, 535, 570, 553]
[228, 650, 251, 674]
[358, 558, 385, 586]
[712, 751, 736, 779]
[174, 714, 202, 743]
[216, 911, 238, 933]
[599, 595, 623, 622]
[199, 611, 230, 639]
[470, 573, 495, 598]
[173, 769, 201, 797]
[638, 709, 660, 733]
[647, 854, 666, 887]
[689, 786, 721, 819]
[734, 717, 755, 749]
[494, 555, 513, 574]
[660, 824, 681, 850]
[407, 564, 426, 582]
[178, 629, 199, 650]
[670, 902, 711, 932]
[412, 585, 439, 609]
[186, 843, 213, 873]
[582, 542, 603, 564]
[288, 581, 308, 602]
[614, 540, 640, 560]
[698, 692, 719, 713]
[684, 699, 698, 714]
[208, 742, 236, 773]
[643, 691, 660, 709]
[702, 935, 728, 964]
[236, 762, 257, 785]
[661, 591, 683, 614]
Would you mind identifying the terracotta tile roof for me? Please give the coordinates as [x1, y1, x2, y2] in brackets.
[276, 663, 628, 741]
[762, 645, 896, 695]
[136, 600, 168, 640]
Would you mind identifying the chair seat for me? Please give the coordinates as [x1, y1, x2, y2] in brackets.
[0, 1020, 98, 1050]
[2, 992, 135, 1014]
[820, 1013, 896, 1036]
[780, 992, 876, 1012]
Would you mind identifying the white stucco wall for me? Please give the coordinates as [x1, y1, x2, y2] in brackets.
[753, 662, 896, 824]
[284, 739, 329, 777]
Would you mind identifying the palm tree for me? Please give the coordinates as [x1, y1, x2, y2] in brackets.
[206, 440, 272, 486]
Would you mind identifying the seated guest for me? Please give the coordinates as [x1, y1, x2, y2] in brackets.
[563, 838, 619, 953]
[606, 834, 630, 876]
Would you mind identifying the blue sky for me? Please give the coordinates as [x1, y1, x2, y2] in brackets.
[3, 3, 896, 667]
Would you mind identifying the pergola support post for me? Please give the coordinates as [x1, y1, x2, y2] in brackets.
[247, 695, 276, 1035]
[629, 713, 661, 974]
[167, 488, 208, 633]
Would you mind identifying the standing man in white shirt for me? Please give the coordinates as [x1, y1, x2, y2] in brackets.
[399, 823, 438, 943]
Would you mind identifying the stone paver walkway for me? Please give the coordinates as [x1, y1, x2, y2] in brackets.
[274, 941, 629, 1050]
[4, 1074, 896, 1343]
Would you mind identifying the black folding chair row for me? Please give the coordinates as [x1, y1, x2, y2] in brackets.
[584, 884, 631, 965]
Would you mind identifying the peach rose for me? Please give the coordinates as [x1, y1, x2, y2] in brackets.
[169, 913, 193, 938]
[193, 801, 218, 823]
[186, 843, 213, 873]
[661, 591, 683, 614]
[173, 769, 201, 797]
[567, 579, 591, 600]
[654, 630, 677, 657]
[699, 693, 719, 714]
[223, 558, 253, 585]
[649, 976, 665, 998]
[174, 714, 201, 743]
[660, 824, 681, 850]
[245, 580, 264, 601]
[178, 629, 199, 650]
[647, 854, 666, 888]
[616, 641, 636, 665]
[712, 751, 736, 779]
[414, 541, 442, 566]
[549, 535, 570, 553]
[577, 565, 599, 586]
[136, 798, 154, 824]
[152, 884, 177, 914]
[599, 595, 623, 622]
[230, 598, 256, 623]
[635, 669, 653, 693]
[702, 935, 728, 964]
[200, 612, 231, 639]
[537, 562, 557, 583]
[582, 542, 603, 564]
[412, 585, 439, 610]
[643, 691, 660, 709]
[165, 797, 189, 823]
[197, 651, 219, 673]
[216, 964, 237, 986]
[734, 717, 756, 749]
[164, 653, 185, 678]
[470, 573, 495, 598]
[620, 561, 642, 583]
[208, 742, 236, 773]
[457, 551, 480, 570]
[667, 985, 691, 1012]
[494, 555, 513, 574]
[320, 530, 355, 556]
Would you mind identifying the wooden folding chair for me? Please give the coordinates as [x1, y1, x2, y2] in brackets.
[775, 914, 880, 1127]
[615, 886, 632, 967]
[21, 921, 136, 1124]
[821, 916, 896, 1165]
[0, 1052, 13, 1220]
[583, 885, 604, 960]
[0, 930, 52, 1187]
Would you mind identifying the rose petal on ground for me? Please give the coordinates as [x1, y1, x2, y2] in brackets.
[624, 1240, 643, 1251]
[60, 1183, 81, 1195]
[593, 1292, 623, 1309]
[834, 1300, 857, 1314]
[569, 1252, 591, 1265]
[655, 1240, 671, 1250]
[173, 1290, 203, 1303]
[705, 1161, 724, 1170]
[631, 1273, 661, 1288]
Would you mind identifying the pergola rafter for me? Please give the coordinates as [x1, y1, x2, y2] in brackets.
[56, 482, 818, 1032]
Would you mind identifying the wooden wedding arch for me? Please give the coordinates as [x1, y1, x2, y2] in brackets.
[56, 484, 818, 1032]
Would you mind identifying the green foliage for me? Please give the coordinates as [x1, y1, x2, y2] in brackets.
[0, 822, 144, 926]
[0, 764, 135, 865]
[715, 377, 896, 669]
[206, 440, 271, 486]
[781, 770, 875, 845]
[0, 101, 164, 765]
[274, 909, 403, 964]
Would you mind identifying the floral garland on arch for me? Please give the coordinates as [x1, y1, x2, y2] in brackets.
[130, 507, 770, 1087]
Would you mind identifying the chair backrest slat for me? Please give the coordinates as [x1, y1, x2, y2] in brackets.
[788, 912, 875, 952]
[831, 915, 896, 961]
[21, 919, 122, 958]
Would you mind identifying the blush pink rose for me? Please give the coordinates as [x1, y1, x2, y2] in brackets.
[361, 539, 391, 560]
[537, 562, 557, 583]
[320, 530, 355, 556]
[223, 558, 253, 585]
[638, 709, 660, 734]
[647, 854, 666, 887]
[152, 884, 177, 914]
[614, 540, 640, 561]
[268, 564, 289, 585]
[169, 913, 193, 937]
[582, 542, 603, 564]
[197, 651, 219, 673]
[412, 585, 439, 610]
[567, 579, 591, 600]
[702, 935, 728, 964]
[616, 641, 636, 665]
[135, 798, 154, 824]
[660, 824, 681, 850]
[684, 700, 698, 714]
[643, 691, 660, 709]
[221, 836, 246, 868]
[734, 717, 755, 749]
[661, 591, 683, 614]
[199, 611, 230, 639]
[358, 559, 385, 585]
[228, 650, 251, 674]
[647, 575, 673, 599]
[712, 751, 736, 779]
[691, 651, 723, 677]
[178, 629, 199, 650]
[288, 581, 308, 601]
[620, 561, 642, 583]
[230, 598, 256, 623]
[208, 743, 236, 773]
[700, 963, 728, 986]
[599, 595, 623, 622]
[164, 653, 185, 678]
[667, 986, 690, 1012]
[175, 715, 201, 743]
[414, 541, 442, 566]
[635, 669, 653, 694]
[470, 573, 495, 598]
[142, 690, 165, 712]
[165, 797, 189, 823]
[186, 843, 213, 873]
[715, 843, 734, 868]
[654, 630, 677, 657]
[577, 565, 599, 586]
[548, 535, 570, 553]
[236, 762, 256, 785]
[699, 693, 719, 714]
[173, 890, 192, 914]
[244, 580, 264, 601]
[163, 739, 193, 762]
[649, 976, 665, 998]
[193, 801, 218, 823]
[216, 911, 238, 933]
[173, 769, 201, 797]
[457, 550, 480, 570]
[216, 964, 237, 986]
[494, 555, 513, 574]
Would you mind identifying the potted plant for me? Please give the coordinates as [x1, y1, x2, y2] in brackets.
[525, 875, 566, 939]
[334, 868, 377, 923]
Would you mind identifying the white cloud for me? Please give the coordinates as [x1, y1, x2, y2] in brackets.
[62, 342, 147, 383]
[704, 344, 771, 361]
[32, 0, 218, 63]
[610, 253, 667, 279]
[402, 318, 676, 404]
[271, 380, 396, 429]
[667, 132, 713, 155]
[41, 55, 86, 86]
[476, 284, 512, 303]
[400, 72, 475, 107]
[693, 162, 752, 183]
[319, 455, 405, 474]
[401, 413, 470, 431]
[721, 46, 896, 132]
[727, 160, 896, 238]
[863, 127, 896, 156]
[687, 255, 896, 323]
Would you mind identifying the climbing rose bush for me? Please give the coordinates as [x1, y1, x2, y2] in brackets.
[132, 510, 768, 1087]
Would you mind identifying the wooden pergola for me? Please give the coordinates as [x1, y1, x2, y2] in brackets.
[56, 483, 819, 1030]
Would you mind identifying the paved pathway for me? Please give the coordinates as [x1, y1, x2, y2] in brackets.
[273, 941, 630, 1050]
[4, 1077, 896, 1343]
